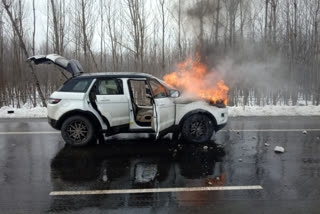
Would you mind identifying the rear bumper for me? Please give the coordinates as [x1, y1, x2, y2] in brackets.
[48, 117, 60, 130]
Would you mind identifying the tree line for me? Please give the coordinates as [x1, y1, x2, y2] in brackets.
[0, 0, 319, 107]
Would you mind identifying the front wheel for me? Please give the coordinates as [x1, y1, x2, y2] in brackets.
[61, 115, 95, 147]
[181, 114, 215, 144]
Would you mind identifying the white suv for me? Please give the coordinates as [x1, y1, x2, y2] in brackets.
[29, 54, 228, 147]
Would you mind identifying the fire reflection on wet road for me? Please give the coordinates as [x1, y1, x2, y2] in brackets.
[0, 117, 320, 213]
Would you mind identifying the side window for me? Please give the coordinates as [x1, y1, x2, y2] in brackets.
[96, 79, 123, 95]
[149, 79, 168, 98]
[59, 78, 93, 92]
[128, 79, 152, 106]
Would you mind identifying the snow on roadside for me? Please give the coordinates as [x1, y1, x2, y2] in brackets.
[1, 104, 320, 118]
[0, 104, 47, 118]
[228, 105, 320, 117]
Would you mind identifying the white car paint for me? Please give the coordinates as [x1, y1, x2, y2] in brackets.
[175, 100, 228, 126]
[153, 97, 176, 131]
[29, 53, 228, 142]
[48, 91, 108, 130]
[48, 76, 228, 136]
[96, 94, 130, 127]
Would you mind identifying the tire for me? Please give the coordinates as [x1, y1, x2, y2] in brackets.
[61, 115, 95, 147]
[181, 114, 214, 144]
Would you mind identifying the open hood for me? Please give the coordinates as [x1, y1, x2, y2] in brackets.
[28, 54, 84, 77]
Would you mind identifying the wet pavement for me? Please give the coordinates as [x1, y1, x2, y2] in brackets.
[0, 117, 320, 213]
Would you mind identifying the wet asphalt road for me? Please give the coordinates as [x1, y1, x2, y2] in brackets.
[1, 117, 320, 213]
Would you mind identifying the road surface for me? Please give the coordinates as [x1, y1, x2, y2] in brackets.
[0, 117, 320, 213]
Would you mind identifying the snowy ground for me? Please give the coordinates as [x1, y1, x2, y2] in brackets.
[1, 104, 320, 118]
[0, 105, 47, 118]
[228, 105, 320, 117]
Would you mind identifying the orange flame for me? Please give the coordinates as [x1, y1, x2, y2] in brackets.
[163, 53, 229, 105]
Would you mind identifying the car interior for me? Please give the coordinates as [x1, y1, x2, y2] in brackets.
[128, 80, 154, 127]
[97, 79, 123, 95]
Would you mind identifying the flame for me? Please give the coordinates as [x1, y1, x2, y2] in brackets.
[164, 53, 229, 105]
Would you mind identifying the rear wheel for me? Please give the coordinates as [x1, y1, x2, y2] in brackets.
[61, 115, 95, 147]
[181, 114, 214, 144]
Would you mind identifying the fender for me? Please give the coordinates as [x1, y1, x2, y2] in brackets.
[176, 109, 218, 132]
[56, 109, 109, 131]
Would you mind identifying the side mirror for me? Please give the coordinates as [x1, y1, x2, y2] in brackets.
[169, 90, 180, 98]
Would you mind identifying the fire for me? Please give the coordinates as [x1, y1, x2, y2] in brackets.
[163, 53, 229, 105]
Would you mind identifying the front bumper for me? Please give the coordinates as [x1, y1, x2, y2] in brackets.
[216, 122, 227, 131]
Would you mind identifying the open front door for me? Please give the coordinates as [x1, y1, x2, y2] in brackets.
[149, 79, 176, 139]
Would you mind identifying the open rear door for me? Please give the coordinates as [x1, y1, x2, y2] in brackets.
[28, 54, 84, 76]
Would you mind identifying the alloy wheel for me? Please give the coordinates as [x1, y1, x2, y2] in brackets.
[67, 120, 89, 143]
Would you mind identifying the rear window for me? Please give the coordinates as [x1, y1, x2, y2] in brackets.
[59, 78, 93, 92]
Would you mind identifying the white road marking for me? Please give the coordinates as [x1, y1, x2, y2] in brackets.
[0, 131, 60, 135]
[222, 129, 320, 132]
[49, 185, 263, 196]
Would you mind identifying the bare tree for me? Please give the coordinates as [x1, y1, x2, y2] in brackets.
[105, 0, 121, 72]
[32, 0, 35, 55]
[0, 0, 320, 108]
[1, 0, 46, 107]
[187, 0, 210, 54]
[158, 0, 166, 71]
[46, 0, 49, 53]
[0, 6, 4, 106]
[78, 0, 99, 71]
[125, 0, 147, 73]
[99, 0, 104, 71]
[270, 0, 278, 45]
[224, 0, 240, 48]
[215, 0, 221, 45]
[50, 0, 60, 54]
[265, 0, 269, 42]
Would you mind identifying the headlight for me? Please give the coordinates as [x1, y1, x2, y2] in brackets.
[48, 98, 61, 104]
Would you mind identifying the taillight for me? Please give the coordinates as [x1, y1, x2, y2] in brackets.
[49, 98, 61, 104]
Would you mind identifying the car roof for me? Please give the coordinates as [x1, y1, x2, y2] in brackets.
[77, 72, 156, 79]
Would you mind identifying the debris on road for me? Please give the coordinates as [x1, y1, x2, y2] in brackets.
[264, 143, 270, 147]
[303, 130, 307, 134]
[203, 145, 208, 151]
[102, 169, 108, 182]
[252, 136, 256, 139]
[134, 163, 158, 184]
[274, 146, 285, 153]
[238, 158, 243, 162]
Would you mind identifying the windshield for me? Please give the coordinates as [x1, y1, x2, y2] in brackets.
[156, 78, 176, 90]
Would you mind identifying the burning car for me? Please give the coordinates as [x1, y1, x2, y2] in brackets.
[28, 54, 228, 147]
